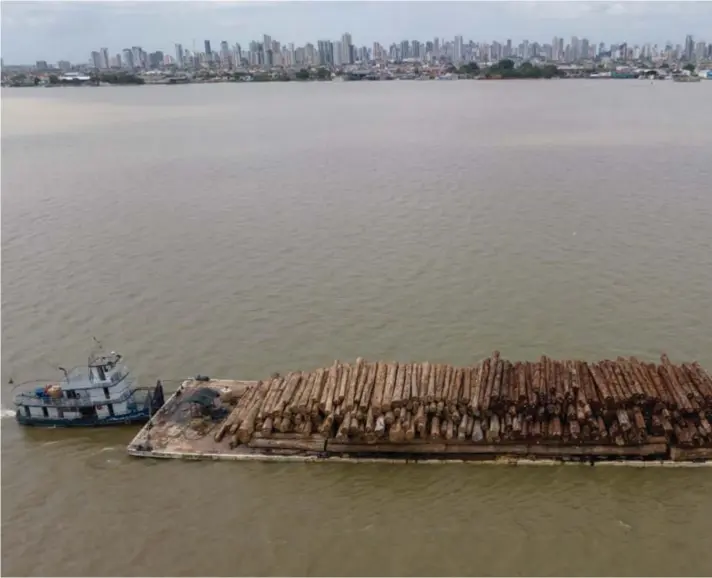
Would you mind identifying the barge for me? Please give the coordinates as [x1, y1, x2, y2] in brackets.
[127, 353, 712, 465]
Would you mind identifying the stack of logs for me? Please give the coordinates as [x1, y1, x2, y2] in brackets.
[214, 353, 712, 449]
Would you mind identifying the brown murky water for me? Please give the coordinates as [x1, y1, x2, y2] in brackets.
[2, 81, 712, 576]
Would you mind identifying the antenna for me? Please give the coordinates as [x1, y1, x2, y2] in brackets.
[58, 367, 69, 381]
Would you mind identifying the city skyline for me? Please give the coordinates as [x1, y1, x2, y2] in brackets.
[3, 1, 712, 63]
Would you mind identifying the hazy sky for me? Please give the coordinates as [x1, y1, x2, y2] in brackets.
[1, 1, 710, 64]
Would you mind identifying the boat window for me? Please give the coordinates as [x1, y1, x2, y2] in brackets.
[66, 390, 78, 399]
[103, 387, 110, 400]
[42, 406, 49, 418]
[108, 404, 115, 417]
[24, 406, 31, 417]
[57, 408, 64, 418]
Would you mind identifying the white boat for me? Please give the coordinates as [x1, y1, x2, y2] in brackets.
[12, 343, 163, 427]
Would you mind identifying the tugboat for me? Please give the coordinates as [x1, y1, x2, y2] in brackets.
[12, 342, 164, 427]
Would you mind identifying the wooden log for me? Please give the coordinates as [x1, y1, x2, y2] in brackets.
[388, 416, 405, 442]
[424, 362, 436, 403]
[629, 358, 661, 402]
[482, 352, 500, 411]
[647, 363, 674, 407]
[277, 372, 302, 416]
[415, 405, 426, 436]
[430, 416, 441, 440]
[531, 360, 541, 405]
[335, 362, 352, 406]
[320, 362, 339, 414]
[358, 362, 377, 414]
[335, 411, 351, 442]
[490, 359, 504, 409]
[578, 362, 600, 413]
[382, 363, 399, 412]
[602, 361, 627, 406]
[588, 362, 614, 408]
[319, 414, 335, 436]
[296, 372, 316, 414]
[692, 362, 712, 401]
[393, 364, 408, 409]
[461, 364, 474, 407]
[248, 436, 325, 453]
[470, 360, 488, 416]
[458, 414, 469, 442]
[405, 412, 415, 441]
[432, 364, 445, 403]
[515, 362, 527, 407]
[684, 364, 712, 403]
[525, 362, 536, 408]
[216, 383, 258, 441]
[345, 358, 364, 413]
[486, 415, 500, 443]
[278, 415, 293, 433]
[348, 413, 361, 437]
[308, 368, 326, 410]
[658, 364, 691, 412]
[374, 414, 386, 437]
[370, 362, 388, 416]
[617, 409, 631, 432]
[236, 380, 271, 444]
[409, 363, 421, 402]
[471, 418, 483, 442]
[443, 419, 454, 441]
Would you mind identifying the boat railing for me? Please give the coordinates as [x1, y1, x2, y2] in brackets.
[14, 377, 142, 408]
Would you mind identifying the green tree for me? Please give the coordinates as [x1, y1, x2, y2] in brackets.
[683, 63, 696, 72]
[497, 59, 515, 70]
[458, 62, 480, 75]
[295, 68, 310, 80]
[315, 67, 331, 80]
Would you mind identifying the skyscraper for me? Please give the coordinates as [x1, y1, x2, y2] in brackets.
[341, 33, 353, 64]
[333, 41, 343, 66]
[317, 40, 333, 66]
[90, 51, 101, 69]
[204, 40, 212, 56]
[454, 35, 464, 63]
[175, 43, 184, 68]
[123, 48, 134, 69]
[100, 47, 109, 69]
[684, 35, 694, 60]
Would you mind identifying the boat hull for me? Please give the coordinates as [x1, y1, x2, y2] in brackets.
[15, 409, 150, 428]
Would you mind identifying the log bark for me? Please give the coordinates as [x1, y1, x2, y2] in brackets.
[358, 363, 377, 414]
[415, 405, 426, 436]
[374, 414, 386, 437]
[276, 372, 302, 416]
[345, 358, 364, 413]
[424, 362, 436, 403]
[393, 364, 408, 409]
[410, 363, 421, 402]
[370, 362, 387, 417]
[296, 372, 317, 414]
[462, 365, 474, 407]
[323, 363, 341, 415]
[382, 363, 399, 412]
[470, 360, 488, 416]
[588, 362, 614, 408]
[472, 418, 484, 442]
[482, 352, 500, 411]
[430, 416, 441, 440]
[335, 363, 351, 406]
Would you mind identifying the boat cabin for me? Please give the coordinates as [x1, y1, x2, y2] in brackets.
[13, 349, 160, 427]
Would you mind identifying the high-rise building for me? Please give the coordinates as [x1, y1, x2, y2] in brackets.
[684, 35, 694, 60]
[317, 40, 333, 66]
[333, 41, 343, 66]
[175, 44, 184, 68]
[90, 51, 101, 69]
[123, 48, 134, 69]
[434, 37, 440, 59]
[204, 40, 212, 57]
[132, 46, 143, 68]
[412, 40, 421, 60]
[453, 35, 464, 63]
[99, 47, 109, 69]
[58, 60, 71, 71]
[35, 61, 49, 70]
[400, 40, 409, 60]
[341, 33, 352, 64]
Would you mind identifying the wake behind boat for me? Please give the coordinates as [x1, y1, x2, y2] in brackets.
[12, 343, 164, 427]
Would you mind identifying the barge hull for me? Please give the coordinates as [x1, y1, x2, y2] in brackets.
[127, 352, 712, 466]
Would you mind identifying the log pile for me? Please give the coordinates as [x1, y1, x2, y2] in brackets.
[214, 354, 712, 449]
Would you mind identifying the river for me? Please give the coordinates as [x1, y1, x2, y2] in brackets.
[2, 80, 712, 576]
